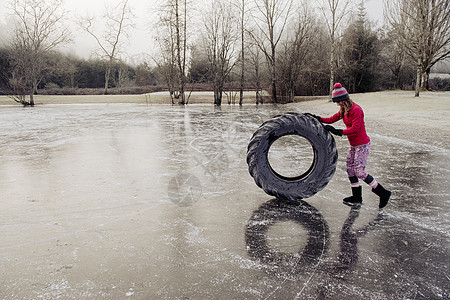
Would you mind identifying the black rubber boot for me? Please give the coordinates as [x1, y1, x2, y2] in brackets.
[372, 184, 391, 208]
[343, 186, 362, 205]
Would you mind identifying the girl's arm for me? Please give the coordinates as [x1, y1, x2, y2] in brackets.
[320, 112, 341, 124]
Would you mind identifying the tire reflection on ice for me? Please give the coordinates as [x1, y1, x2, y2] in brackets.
[245, 199, 386, 280]
[245, 199, 330, 276]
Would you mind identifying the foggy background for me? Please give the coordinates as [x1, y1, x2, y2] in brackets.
[0, 0, 385, 61]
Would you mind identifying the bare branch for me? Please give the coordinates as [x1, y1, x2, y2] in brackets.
[248, 0, 295, 102]
[7, 0, 71, 106]
[79, 0, 134, 94]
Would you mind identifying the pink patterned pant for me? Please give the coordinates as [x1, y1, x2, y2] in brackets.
[346, 142, 371, 180]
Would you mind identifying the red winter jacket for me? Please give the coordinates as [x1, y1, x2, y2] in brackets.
[320, 103, 370, 146]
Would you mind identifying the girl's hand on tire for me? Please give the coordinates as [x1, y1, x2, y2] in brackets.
[324, 125, 343, 136]
[305, 113, 322, 122]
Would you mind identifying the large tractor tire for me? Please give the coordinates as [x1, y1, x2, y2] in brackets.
[246, 112, 338, 201]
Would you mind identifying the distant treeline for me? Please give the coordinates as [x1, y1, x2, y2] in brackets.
[0, 43, 448, 99]
[0, 48, 159, 95]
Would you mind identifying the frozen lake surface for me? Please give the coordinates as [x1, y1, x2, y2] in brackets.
[0, 103, 449, 299]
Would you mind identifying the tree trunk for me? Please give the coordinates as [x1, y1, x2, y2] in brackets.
[29, 80, 36, 106]
[214, 86, 223, 106]
[255, 63, 261, 105]
[239, 53, 244, 106]
[170, 90, 175, 105]
[415, 58, 421, 97]
[393, 66, 400, 89]
[422, 67, 430, 90]
[178, 80, 185, 105]
[239, 0, 244, 106]
[181, 0, 187, 104]
[175, 0, 185, 105]
[329, 45, 335, 100]
[271, 46, 277, 103]
[421, 72, 426, 90]
[104, 63, 111, 95]
[328, 6, 337, 101]
[29, 91, 34, 106]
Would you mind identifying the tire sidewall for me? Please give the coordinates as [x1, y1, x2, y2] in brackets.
[247, 113, 337, 200]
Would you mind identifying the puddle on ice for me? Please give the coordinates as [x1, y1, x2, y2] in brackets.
[0, 104, 448, 299]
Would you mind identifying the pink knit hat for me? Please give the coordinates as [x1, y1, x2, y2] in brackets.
[332, 83, 349, 102]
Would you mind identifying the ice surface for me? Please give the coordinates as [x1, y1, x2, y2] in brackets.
[0, 103, 448, 299]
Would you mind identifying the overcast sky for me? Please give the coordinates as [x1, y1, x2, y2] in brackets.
[0, 0, 385, 63]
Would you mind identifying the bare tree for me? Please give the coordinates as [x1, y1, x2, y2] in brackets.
[7, 0, 71, 106]
[278, 4, 316, 102]
[379, 27, 412, 89]
[419, 0, 450, 90]
[386, 0, 450, 96]
[155, 0, 190, 104]
[80, 0, 134, 95]
[203, 0, 238, 106]
[61, 56, 78, 89]
[175, 0, 188, 104]
[235, 0, 249, 105]
[318, 0, 353, 98]
[247, 41, 264, 104]
[154, 8, 178, 104]
[113, 59, 131, 92]
[249, 0, 294, 102]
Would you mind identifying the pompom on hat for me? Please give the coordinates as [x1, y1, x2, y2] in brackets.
[332, 83, 349, 102]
